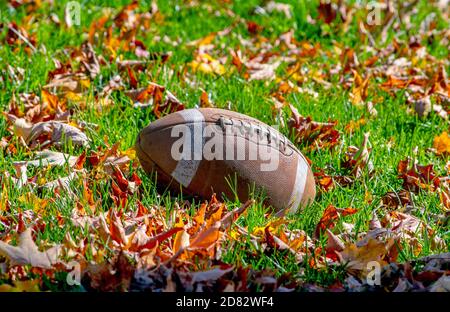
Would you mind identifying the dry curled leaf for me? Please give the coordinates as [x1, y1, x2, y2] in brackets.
[0, 228, 62, 269]
[13, 150, 78, 168]
[6, 114, 90, 148]
[337, 238, 398, 278]
[288, 104, 340, 151]
[315, 205, 358, 238]
[342, 132, 374, 178]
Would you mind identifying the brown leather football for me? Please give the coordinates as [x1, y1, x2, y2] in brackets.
[135, 108, 316, 213]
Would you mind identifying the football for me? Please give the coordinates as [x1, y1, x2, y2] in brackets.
[135, 108, 316, 214]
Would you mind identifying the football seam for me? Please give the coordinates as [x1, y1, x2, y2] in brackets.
[139, 121, 303, 157]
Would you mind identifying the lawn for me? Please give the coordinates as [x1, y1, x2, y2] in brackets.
[0, 0, 449, 292]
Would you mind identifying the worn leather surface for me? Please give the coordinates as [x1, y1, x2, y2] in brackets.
[136, 108, 316, 213]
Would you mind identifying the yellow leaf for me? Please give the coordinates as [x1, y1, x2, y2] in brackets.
[65, 91, 83, 101]
[0, 184, 8, 211]
[252, 219, 289, 237]
[18, 193, 48, 214]
[0, 279, 41, 292]
[187, 32, 216, 47]
[189, 54, 226, 75]
[80, 79, 91, 89]
[350, 70, 370, 107]
[433, 132, 450, 155]
[122, 147, 136, 160]
[338, 238, 396, 278]
[41, 90, 59, 114]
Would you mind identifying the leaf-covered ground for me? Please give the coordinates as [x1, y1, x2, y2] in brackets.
[0, 0, 449, 292]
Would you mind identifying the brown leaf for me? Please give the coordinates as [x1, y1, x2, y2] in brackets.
[381, 190, 412, 209]
[325, 229, 345, 252]
[288, 104, 340, 151]
[317, 1, 337, 24]
[190, 267, 233, 283]
[44, 73, 90, 95]
[246, 21, 263, 35]
[173, 230, 190, 255]
[342, 132, 373, 178]
[397, 158, 439, 193]
[80, 41, 100, 79]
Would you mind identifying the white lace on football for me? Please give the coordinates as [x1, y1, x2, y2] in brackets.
[217, 116, 287, 151]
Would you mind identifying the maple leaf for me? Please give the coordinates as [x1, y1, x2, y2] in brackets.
[0, 228, 62, 269]
[397, 158, 439, 193]
[315, 205, 358, 238]
[288, 104, 340, 151]
[350, 70, 370, 107]
[342, 132, 374, 178]
[381, 190, 412, 209]
[6, 114, 90, 149]
[314, 168, 354, 193]
[13, 150, 79, 168]
[433, 131, 450, 156]
[337, 238, 398, 277]
[125, 83, 184, 117]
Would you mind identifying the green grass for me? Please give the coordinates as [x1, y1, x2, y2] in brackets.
[0, 0, 449, 290]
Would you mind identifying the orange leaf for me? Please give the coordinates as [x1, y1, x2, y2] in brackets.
[315, 205, 357, 238]
[173, 230, 190, 255]
[140, 227, 183, 250]
[109, 209, 127, 246]
[433, 132, 450, 155]
[190, 222, 221, 249]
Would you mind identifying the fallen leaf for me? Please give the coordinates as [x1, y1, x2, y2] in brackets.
[7, 115, 90, 148]
[315, 205, 358, 238]
[342, 132, 374, 178]
[13, 150, 78, 168]
[189, 53, 226, 75]
[433, 131, 450, 156]
[0, 279, 41, 292]
[0, 228, 62, 269]
[337, 238, 398, 277]
[288, 104, 340, 151]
